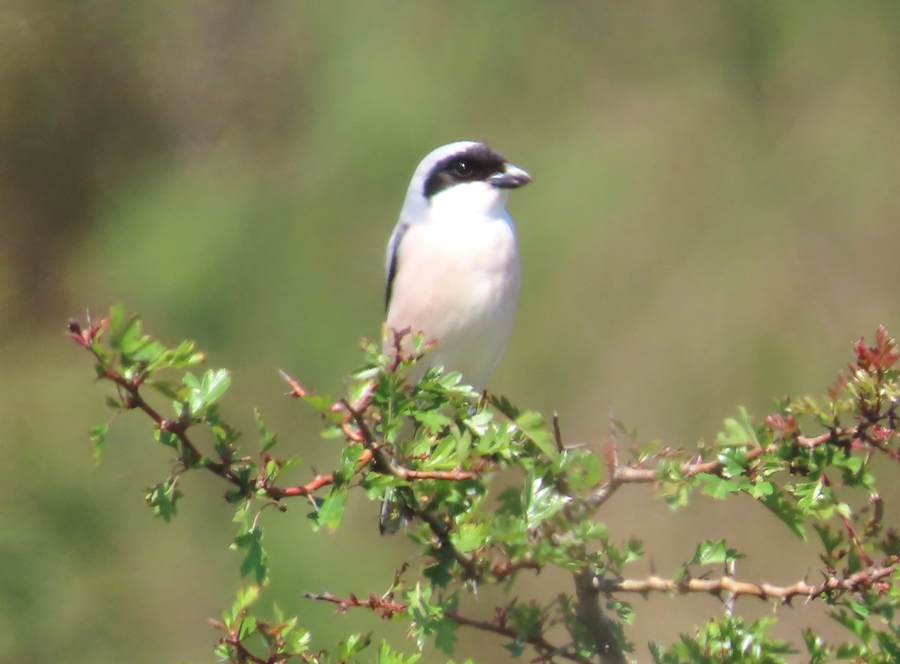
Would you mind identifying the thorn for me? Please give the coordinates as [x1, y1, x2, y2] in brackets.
[279, 369, 307, 398]
[552, 411, 564, 453]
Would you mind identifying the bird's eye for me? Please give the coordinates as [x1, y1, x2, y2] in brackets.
[453, 160, 472, 177]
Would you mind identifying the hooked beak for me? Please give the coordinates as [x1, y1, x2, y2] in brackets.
[489, 164, 531, 190]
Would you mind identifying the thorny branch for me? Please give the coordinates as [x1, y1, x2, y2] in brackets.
[590, 558, 899, 604]
[304, 591, 593, 664]
[70, 319, 478, 505]
[72, 316, 900, 663]
[304, 552, 900, 664]
[586, 431, 841, 511]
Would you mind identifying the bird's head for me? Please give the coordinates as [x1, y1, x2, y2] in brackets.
[400, 141, 530, 225]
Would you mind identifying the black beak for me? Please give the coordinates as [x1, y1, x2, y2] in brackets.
[489, 164, 531, 189]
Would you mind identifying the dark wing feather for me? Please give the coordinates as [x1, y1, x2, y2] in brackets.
[385, 222, 409, 311]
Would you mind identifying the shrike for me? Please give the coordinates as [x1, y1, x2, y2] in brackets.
[383, 141, 531, 391]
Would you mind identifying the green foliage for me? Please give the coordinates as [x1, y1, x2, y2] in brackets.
[71, 309, 900, 663]
[649, 616, 793, 664]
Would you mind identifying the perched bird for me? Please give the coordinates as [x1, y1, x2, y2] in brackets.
[379, 141, 530, 534]
[383, 141, 531, 391]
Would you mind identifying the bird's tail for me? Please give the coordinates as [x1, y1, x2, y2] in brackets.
[379, 486, 412, 535]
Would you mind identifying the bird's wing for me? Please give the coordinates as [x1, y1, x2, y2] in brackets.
[384, 221, 409, 311]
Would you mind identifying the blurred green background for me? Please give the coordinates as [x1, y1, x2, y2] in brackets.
[3, 2, 900, 662]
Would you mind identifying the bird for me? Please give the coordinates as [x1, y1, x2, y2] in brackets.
[383, 141, 531, 391]
[378, 141, 530, 534]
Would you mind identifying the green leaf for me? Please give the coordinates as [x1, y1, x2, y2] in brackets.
[748, 480, 774, 498]
[462, 410, 492, 438]
[516, 411, 558, 459]
[450, 522, 489, 553]
[232, 524, 269, 584]
[168, 340, 206, 368]
[311, 488, 348, 531]
[108, 306, 140, 353]
[131, 339, 166, 365]
[202, 368, 231, 405]
[716, 407, 759, 447]
[433, 618, 458, 655]
[90, 423, 108, 465]
[334, 442, 364, 485]
[283, 627, 312, 655]
[145, 478, 182, 522]
[688, 540, 743, 566]
[223, 585, 261, 626]
[489, 394, 520, 419]
[154, 428, 178, 449]
[813, 524, 843, 554]
[107, 302, 124, 335]
[697, 473, 740, 500]
[415, 409, 452, 433]
[185, 368, 231, 417]
[760, 490, 806, 540]
[337, 633, 373, 660]
[146, 380, 182, 401]
[524, 475, 568, 527]
[376, 641, 422, 664]
[255, 409, 277, 453]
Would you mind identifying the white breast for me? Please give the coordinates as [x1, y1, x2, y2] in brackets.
[385, 203, 521, 391]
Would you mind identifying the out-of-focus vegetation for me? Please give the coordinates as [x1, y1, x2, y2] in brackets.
[3, 2, 900, 662]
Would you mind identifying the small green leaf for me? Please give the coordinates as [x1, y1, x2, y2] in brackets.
[450, 522, 489, 553]
[716, 407, 759, 447]
[232, 524, 269, 584]
[184, 369, 231, 417]
[145, 478, 182, 522]
[90, 424, 108, 465]
[168, 340, 206, 368]
[202, 368, 231, 405]
[147, 380, 182, 401]
[255, 409, 276, 453]
[516, 411, 558, 458]
[336, 633, 372, 660]
[154, 428, 178, 449]
[415, 409, 452, 433]
[433, 618, 458, 655]
[688, 540, 743, 566]
[311, 488, 348, 531]
[489, 394, 520, 419]
[224, 584, 261, 626]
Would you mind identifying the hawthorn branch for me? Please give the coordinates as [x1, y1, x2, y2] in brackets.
[589, 557, 898, 604]
[446, 611, 590, 664]
[586, 430, 843, 511]
[100, 367, 241, 483]
[99, 365, 347, 501]
[220, 633, 269, 664]
[303, 592, 591, 663]
[82, 332, 482, 506]
[302, 590, 406, 618]
[337, 395, 481, 578]
[573, 571, 628, 664]
[266, 472, 338, 499]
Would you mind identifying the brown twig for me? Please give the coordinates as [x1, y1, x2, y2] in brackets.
[303, 591, 406, 618]
[303, 592, 590, 663]
[337, 397, 481, 578]
[586, 430, 843, 511]
[87, 347, 481, 506]
[552, 411, 564, 454]
[446, 610, 590, 664]
[101, 367, 241, 482]
[221, 632, 269, 664]
[590, 557, 898, 604]
[266, 473, 337, 499]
